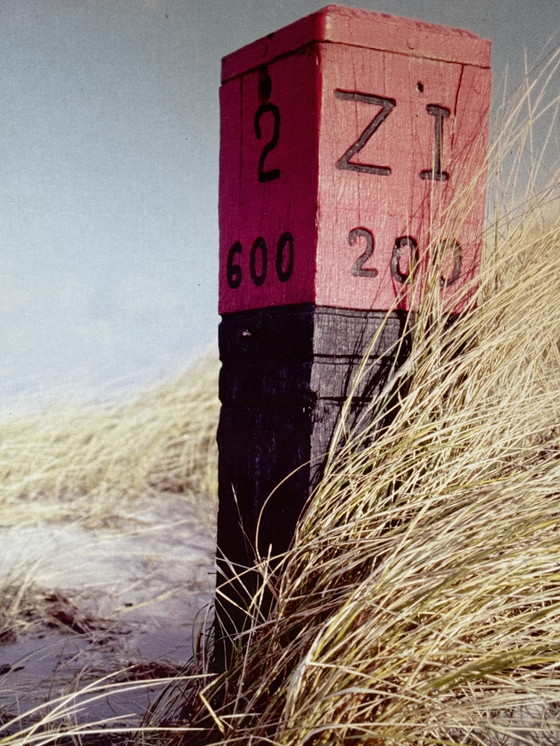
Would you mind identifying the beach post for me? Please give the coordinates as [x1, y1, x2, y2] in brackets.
[215, 4, 491, 667]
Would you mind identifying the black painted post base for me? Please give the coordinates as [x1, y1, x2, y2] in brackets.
[214, 303, 410, 669]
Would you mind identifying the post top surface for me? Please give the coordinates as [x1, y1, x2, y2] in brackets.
[222, 4, 491, 82]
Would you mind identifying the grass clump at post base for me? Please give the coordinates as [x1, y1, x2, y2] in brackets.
[154, 50, 560, 746]
[0, 355, 219, 529]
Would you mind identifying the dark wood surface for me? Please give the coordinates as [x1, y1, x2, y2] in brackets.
[215, 304, 410, 666]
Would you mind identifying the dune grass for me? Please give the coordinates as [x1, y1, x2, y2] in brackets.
[146, 48, 560, 746]
[0, 45, 559, 746]
[0, 354, 219, 529]
[150, 217, 560, 746]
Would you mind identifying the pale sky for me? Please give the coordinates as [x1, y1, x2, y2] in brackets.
[0, 0, 557, 402]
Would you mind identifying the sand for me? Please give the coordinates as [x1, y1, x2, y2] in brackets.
[0, 495, 215, 734]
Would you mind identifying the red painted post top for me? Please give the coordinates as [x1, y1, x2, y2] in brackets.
[219, 5, 491, 314]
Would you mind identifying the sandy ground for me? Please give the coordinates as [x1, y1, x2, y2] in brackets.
[0, 496, 216, 733]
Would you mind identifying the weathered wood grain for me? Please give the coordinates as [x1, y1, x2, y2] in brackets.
[219, 5, 491, 314]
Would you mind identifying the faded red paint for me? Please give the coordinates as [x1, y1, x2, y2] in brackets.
[219, 5, 491, 314]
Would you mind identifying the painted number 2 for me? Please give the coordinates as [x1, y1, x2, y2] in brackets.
[348, 228, 378, 277]
[254, 73, 281, 183]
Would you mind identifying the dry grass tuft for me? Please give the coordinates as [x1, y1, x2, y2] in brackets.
[0, 355, 219, 529]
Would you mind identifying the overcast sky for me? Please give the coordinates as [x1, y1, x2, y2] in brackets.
[0, 0, 557, 403]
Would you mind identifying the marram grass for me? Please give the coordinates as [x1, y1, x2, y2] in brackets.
[151, 49, 560, 746]
[163, 222, 560, 746]
[0, 354, 219, 529]
[1, 49, 559, 746]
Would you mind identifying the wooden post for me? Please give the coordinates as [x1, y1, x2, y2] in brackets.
[215, 4, 491, 667]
